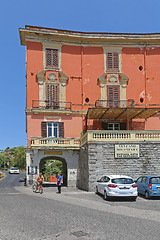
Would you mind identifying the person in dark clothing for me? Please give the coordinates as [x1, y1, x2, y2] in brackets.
[57, 173, 62, 193]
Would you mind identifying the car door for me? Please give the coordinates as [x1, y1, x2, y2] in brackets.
[136, 177, 143, 194]
[97, 177, 104, 194]
[141, 177, 148, 195]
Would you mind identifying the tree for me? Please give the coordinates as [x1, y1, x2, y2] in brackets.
[13, 146, 26, 169]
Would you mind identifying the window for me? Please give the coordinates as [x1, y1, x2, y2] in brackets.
[46, 48, 59, 69]
[137, 177, 143, 183]
[41, 122, 64, 138]
[107, 86, 120, 107]
[46, 83, 59, 109]
[47, 122, 59, 138]
[107, 52, 119, 70]
[108, 123, 120, 130]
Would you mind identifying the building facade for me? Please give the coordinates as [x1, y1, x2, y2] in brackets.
[19, 26, 160, 188]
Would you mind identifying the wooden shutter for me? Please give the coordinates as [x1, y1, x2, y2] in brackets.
[107, 52, 119, 70]
[107, 86, 120, 107]
[46, 49, 58, 68]
[41, 122, 47, 137]
[120, 122, 126, 130]
[59, 122, 64, 138]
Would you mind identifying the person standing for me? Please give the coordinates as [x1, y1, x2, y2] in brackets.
[57, 173, 62, 193]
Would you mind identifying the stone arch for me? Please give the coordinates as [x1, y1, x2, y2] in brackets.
[39, 156, 67, 186]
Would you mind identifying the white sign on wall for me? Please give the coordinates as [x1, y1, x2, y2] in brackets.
[115, 144, 139, 158]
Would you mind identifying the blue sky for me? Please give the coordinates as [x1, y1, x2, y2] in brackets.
[0, 0, 160, 150]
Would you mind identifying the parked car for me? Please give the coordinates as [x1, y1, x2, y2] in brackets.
[9, 167, 19, 174]
[96, 175, 137, 200]
[136, 176, 160, 199]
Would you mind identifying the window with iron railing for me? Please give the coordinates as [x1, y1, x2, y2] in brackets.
[46, 48, 59, 69]
[46, 83, 59, 109]
[107, 86, 120, 108]
[107, 52, 119, 71]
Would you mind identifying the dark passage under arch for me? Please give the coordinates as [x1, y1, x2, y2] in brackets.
[39, 156, 67, 186]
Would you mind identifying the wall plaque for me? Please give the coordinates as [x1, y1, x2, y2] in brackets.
[44, 151, 62, 155]
[115, 144, 139, 158]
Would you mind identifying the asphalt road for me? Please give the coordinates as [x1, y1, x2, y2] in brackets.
[0, 172, 160, 240]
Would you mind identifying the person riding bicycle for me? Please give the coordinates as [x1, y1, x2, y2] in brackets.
[35, 173, 44, 191]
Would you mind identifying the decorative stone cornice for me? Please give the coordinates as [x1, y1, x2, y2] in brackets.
[59, 71, 69, 86]
[36, 70, 46, 84]
[48, 72, 57, 82]
[98, 72, 129, 86]
[119, 73, 129, 88]
[98, 73, 107, 88]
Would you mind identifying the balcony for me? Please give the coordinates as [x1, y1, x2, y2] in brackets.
[81, 130, 160, 146]
[31, 137, 80, 150]
[30, 130, 160, 150]
[95, 99, 135, 108]
[32, 100, 72, 110]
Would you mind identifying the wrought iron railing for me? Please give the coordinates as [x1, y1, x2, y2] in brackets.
[95, 99, 135, 108]
[32, 100, 72, 110]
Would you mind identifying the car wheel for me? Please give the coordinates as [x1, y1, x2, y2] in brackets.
[104, 191, 108, 200]
[132, 197, 137, 201]
[145, 191, 150, 199]
[95, 186, 98, 194]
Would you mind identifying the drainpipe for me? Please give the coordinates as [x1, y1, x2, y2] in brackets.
[144, 46, 147, 106]
[81, 45, 84, 131]
[81, 45, 84, 109]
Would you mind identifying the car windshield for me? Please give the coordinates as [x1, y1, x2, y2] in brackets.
[111, 178, 134, 184]
[12, 168, 18, 170]
[150, 177, 160, 184]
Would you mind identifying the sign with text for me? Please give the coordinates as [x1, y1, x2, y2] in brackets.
[28, 166, 37, 175]
[115, 144, 139, 159]
[44, 151, 62, 155]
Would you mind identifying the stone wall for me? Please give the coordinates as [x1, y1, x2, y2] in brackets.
[78, 141, 160, 191]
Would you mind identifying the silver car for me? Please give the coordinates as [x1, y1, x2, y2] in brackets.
[96, 175, 137, 200]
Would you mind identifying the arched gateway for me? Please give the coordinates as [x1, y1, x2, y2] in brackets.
[39, 156, 67, 186]
[26, 149, 79, 187]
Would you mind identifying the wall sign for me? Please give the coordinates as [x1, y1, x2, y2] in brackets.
[44, 151, 62, 155]
[115, 144, 139, 158]
[28, 166, 37, 175]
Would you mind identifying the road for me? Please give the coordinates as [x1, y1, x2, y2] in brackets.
[0, 172, 160, 240]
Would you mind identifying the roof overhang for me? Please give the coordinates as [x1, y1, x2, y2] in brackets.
[19, 25, 160, 46]
[86, 107, 160, 121]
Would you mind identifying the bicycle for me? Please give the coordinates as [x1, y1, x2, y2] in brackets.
[32, 182, 43, 194]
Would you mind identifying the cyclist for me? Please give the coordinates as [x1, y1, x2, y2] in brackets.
[35, 173, 44, 191]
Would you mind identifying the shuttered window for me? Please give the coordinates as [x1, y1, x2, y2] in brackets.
[107, 86, 120, 108]
[41, 122, 64, 138]
[46, 83, 59, 109]
[46, 48, 59, 68]
[107, 52, 119, 70]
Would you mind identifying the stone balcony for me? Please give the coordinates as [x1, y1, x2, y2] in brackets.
[31, 137, 80, 150]
[80, 130, 160, 146]
[30, 130, 160, 150]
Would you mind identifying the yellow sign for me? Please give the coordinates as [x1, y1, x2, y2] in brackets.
[44, 151, 62, 155]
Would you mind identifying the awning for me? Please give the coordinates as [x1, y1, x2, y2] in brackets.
[86, 106, 160, 121]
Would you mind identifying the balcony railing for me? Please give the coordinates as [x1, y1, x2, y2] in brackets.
[32, 100, 72, 110]
[95, 99, 135, 108]
[31, 137, 80, 149]
[81, 130, 160, 146]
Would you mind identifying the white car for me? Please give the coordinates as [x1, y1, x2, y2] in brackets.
[96, 175, 137, 200]
[9, 167, 19, 174]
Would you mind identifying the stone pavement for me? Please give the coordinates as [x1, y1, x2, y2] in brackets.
[15, 184, 160, 224]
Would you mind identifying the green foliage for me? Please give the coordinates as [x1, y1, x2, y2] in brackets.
[0, 146, 26, 169]
[40, 160, 63, 180]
